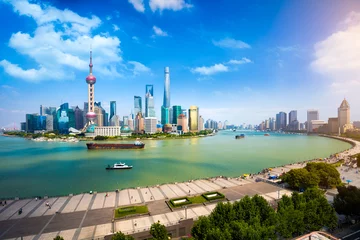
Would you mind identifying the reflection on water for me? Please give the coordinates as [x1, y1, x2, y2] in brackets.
[0, 131, 352, 198]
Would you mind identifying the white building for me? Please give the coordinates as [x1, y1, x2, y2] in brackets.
[309, 120, 326, 132]
[145, 117, 157, 134]
[94, 126, 121, 137]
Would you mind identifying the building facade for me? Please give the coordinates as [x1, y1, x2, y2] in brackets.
[172, 105, 182, 124]
[135, 112, 144, 133]
[307, 110, 319, 132]
[161, 106, 169, 125]
[309, 120, 327, 132]
[94, 126, 121, 137]
[109, 101, 116, 122]
[328, 118, 339, 134]
[338, 99, 351, 134]
[276, 112, 287, 130]
[134, 96, 142, 116]
[198, 115, 204, 131]
[162, 67, 170, 124]
[145, 117, 157, 134]
[177, 114, 188, 133]
[188, 106, 199, 132]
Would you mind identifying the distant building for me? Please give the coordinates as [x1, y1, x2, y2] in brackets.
[128, 119, 134, 130]
[172, 105, 182, 124]
[21, 122, 26, 131]
[276, 112, 287, 130]
[145, 117, 157, 134]
[110, 115, 120, 126]
[123, 116, 129, 126]
[307, 110, 319, 132]
[223, 120, 228, 130]
[338, 99, 351, 134]
[218, 121, 223, 130]
[162, 67, 171, 124]
[182, 109, 187, 118]
[198, 115, 204, 131]
[309, 120, 326, 132]
[188, 106, 199, 132]
[74, 106, 84, 130]
[135, 112, 144, 133]
[145, 92, 156, 117]
[353, 121, 360, 129]
[328, 118, 339, 134]
[177, 114, 188, 133]
[26, 114, 46, 133]
[161, 106, 169, 125]
[58, 111, 69, 134]
[94, 104, 103, 126]
[134, 96, 142, 116]
[109, 101, 116, 122]
[94, 126, 121, 137]
[45, 115, 53, 131]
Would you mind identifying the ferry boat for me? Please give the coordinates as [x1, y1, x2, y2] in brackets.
[106, 162, 133, 170]
[86, 140, 145, 150]
[235, 134, 245, 139]
[264, 133, 270, 136]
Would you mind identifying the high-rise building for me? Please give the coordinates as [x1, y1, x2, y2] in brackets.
[338, 99, 351, 134]
[94, 102, 104, 127]
[161, 106, 169, 125]
[85, 50, 97, 127]
[128, 119, 134, 130]
[110, 115, 120, 126]
[145, 117, 157, 134]
[135, 112, 144, 133]
[328, 118, 339, 134]
[265, 119, 269, 129]
[163, 67, 170, 108]
[198, 115, 204, 131]
[134, 96, 142, 116]
[177, 114, 188, 133]
[45, 115, 53, 131]
[123, 116, 129, 126]
[146, 84, 154, 96]
[182, 109, 187, 118]
[289, 110, 297, 124]
[218, 121, 223, 130]
[188, 106, 199, 132]
[172, 105, 182, 124]
[161, 67, 170, 124]
[307, 110, 319, 132]
[276, 112, 287, 130]
[74, 106, 84, 130]
[109, 101, 116, 122]
[223, 120, 228, 130]
[145, 92, 156, 117]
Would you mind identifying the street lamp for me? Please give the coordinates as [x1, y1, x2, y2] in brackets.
[182, 206, 188, 219]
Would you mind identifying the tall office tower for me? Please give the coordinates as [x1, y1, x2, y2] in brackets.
[40, 105, 48, 116]
[145, 117, 157, 134]
[188, 106, 199, 132]
[172, 105, 182, 124]
[145, 92, 156, 117]
[134, 96, 142, 115]
[182, 109, 187, 118]
[85, 50, 97, 126]
[198, 115, 204, 131]
[265, 119, 269, 129]
[338, 99, 351, 133]
[223, 120, 228, 130]
[307, 110, 319, 132]
[109, 101, 116, 122]
[146, 84, 154, 96]
[276, 112, 287, 130]
[289, 110, 297, 124]
[177, 114, 188, 133]
[145, 85, 155, 117]
[161, 67, 170, 124]
[135, 112, 144, 133]
[74, 106, 84, 130]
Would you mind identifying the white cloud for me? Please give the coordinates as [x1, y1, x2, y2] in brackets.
[152, 26, 168, 37]
[128, 0, 145, 13]
[113, 24, 120, 31]
[212, 38, 250, 49]
[227, 58, 252, 65]
[191, 64, 228, 75]
[132, 36, 139, 42]
[128, 61, 151, 75]
[106, 15, 112, 21]
[149, 0, 193, 12]
[275, 45, 299, 52]
[311, 11, 360, 92]
[0, 0, 125, 82]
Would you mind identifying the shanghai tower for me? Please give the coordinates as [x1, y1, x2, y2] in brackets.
[161, 67, 170, 124]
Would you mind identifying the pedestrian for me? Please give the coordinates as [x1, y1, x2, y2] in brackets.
[4, 200, 6, 205]
[35, 197, 38, 201]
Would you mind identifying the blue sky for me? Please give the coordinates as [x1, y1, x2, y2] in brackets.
[1, 0, 360, 129]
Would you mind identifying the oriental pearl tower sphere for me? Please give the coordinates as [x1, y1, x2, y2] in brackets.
[85, 50, 97, 124]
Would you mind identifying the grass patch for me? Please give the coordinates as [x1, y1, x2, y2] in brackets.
[188, 195, 207, 204]
[202, 192, 225, 201]
[169, 197, 192, 208]
[114, 205, 148, 218]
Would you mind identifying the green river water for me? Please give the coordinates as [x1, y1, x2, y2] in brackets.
[0, 131, 352, 199]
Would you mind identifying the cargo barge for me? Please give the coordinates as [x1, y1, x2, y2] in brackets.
[86, 141, 145, 150]
[235, 134, 245, 139]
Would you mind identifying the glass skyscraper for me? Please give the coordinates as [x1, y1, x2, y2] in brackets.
[146, 84, 154, 96]
[172, 105, 182, 124]
[134, 96, 142, 115]
[163, 67, 170, 108]
[188, 106, 199, 132]
[109, 101, 116, 121]
[161, 106, 169, 125]
[145, 85, 155, 118]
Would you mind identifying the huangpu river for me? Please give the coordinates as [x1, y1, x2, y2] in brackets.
[0, 131, 352, 199]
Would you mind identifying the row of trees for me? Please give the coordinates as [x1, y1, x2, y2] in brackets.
[334, 185, 360, 217]
[111, 222, 169, 240]
[191, 188, 337, 239]
[281, 162, 341, 190]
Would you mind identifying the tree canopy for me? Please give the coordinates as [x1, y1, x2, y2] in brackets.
[282, 162, 341, 190]
[334, 185, 360, 216]
[111, 232, 135, 240]
[191, 188, 337, 240]
[150, 222, 169, 240]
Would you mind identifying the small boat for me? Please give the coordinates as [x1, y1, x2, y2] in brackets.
[235, 134, 245, 139]
[264, 133, 270, 136]
[106, 162, 133, 170]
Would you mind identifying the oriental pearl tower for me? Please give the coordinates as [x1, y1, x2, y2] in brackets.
[85, 50, 97, 128]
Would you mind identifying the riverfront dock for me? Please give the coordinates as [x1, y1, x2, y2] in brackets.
[0, 135, 359, 240]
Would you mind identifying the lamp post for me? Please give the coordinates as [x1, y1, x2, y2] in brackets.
[182, 206, 188, 219]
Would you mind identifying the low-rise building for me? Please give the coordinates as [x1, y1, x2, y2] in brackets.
[94, 126, 121, 137]
[309, 120, 327, 132]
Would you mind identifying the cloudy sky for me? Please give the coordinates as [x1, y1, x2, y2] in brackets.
[0, 0, 360, 129]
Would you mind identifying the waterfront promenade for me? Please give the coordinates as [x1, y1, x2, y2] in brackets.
[0, 135, 359, 240]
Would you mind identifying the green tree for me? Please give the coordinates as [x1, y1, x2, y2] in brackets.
[305, 163, 341, 188]
[204, 227, 231, 240]
[209, 202, 235, 229]
[111, 232, 135, 240]
[191, 216, 212, 240]
[53, 236, 64, 240]
[334, 185, 360, 216]
[150, 222, 168, 240]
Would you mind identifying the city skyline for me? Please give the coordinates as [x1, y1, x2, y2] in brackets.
[1, 0, 360, 128]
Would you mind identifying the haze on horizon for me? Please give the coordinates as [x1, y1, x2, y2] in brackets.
[0, 0, 360, 128]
